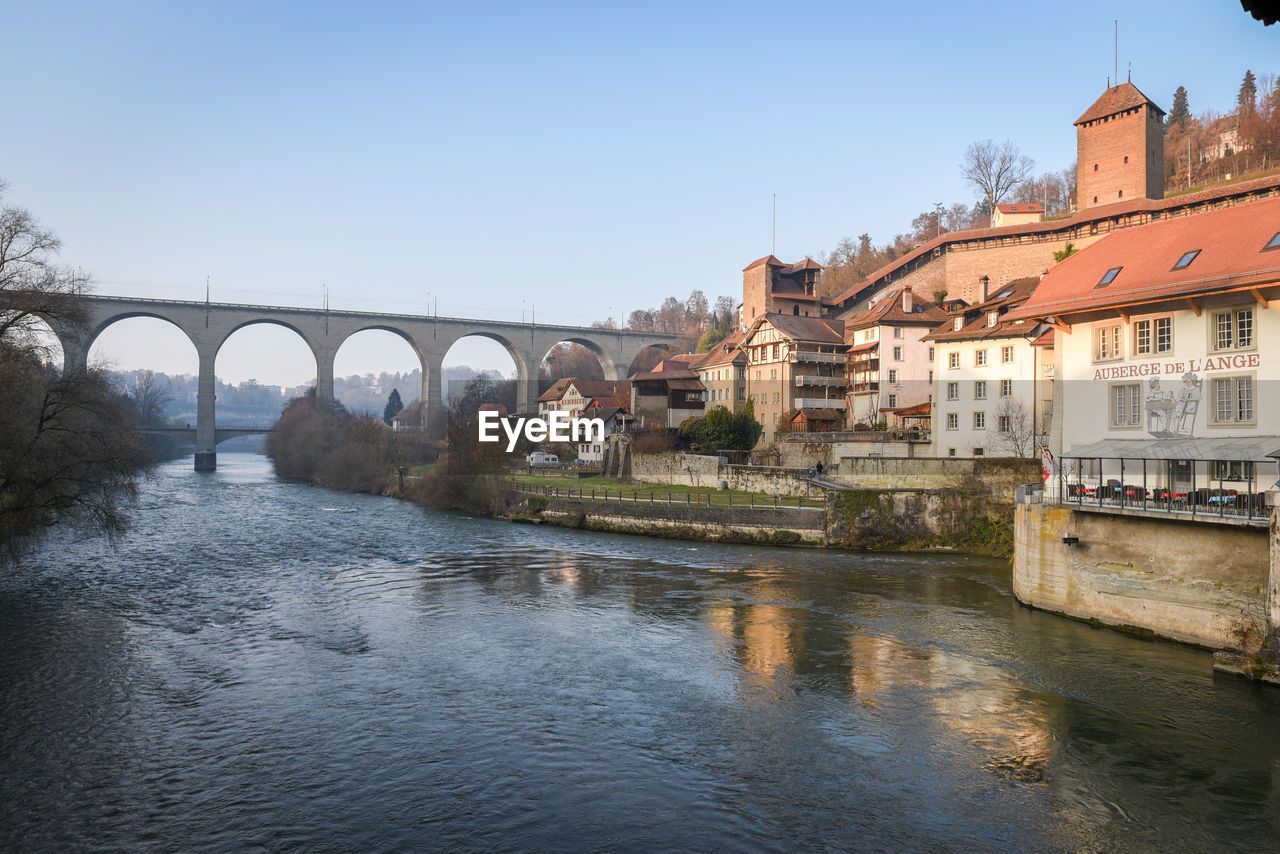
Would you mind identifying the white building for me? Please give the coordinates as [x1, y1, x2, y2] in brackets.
[1009, 196, 1280, 514]
[925, 278, 1053, 458]
[842, 287, 948, 427]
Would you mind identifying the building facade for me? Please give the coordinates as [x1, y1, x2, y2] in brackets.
[1010, 197, 1280, 483]
[741, 313, 846, 445]
[843, 287, 948, 426]
[925, 278, 1053, 458]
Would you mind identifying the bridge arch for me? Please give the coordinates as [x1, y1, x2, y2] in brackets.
[538, 336, 617, 382]
[78, 311, 200, 371]
[332, 325, 428, 421]
[627, 342, 676, 376]
[216, 317, 322, 358]
[438, 332, 527, 419]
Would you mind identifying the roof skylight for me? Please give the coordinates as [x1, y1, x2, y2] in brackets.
[1172, 249, 1201, 270]
[1265, 231, 1280, 251]
[1095, 266, 1123, 288]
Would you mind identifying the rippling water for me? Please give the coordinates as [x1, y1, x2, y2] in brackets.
[3, 452, 1279, 852]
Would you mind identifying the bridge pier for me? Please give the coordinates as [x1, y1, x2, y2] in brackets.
[195, 345, 218, 471]
[315, 347, 336, 407]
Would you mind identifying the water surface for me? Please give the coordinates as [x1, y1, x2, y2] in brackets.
[3, 452, 1278, 852]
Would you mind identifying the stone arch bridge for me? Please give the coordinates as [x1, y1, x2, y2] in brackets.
[51, 296, 675, 470]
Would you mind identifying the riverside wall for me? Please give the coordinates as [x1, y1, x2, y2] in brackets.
[1013, 494, 1273, 652]
[518, 495, 826, 545]
[629, 452, 1038, 502]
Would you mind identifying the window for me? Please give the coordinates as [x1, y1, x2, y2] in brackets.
[973, 411, 986, 429]
[974, 381, 987, 400]
[946, 413, 958, 430]
[973, 448, 985, 457]
[998, 415, 1010, 432]
[1096, 267, 1123, 287]
[1094, 323, 1122, 361]
[1109, 383, 1141, 428]
[1214, 460, 1254, 481]
[1211, 375, 1255, 425]
[946, 382, 959, 401]
[1133, 316, 1173, 355]
[1001, 345, 1014, 364]
[953, 317, 964, 331]
[755, 370, 761, 381]
[887, 369, 898, 384]
[928, 347, 935, 361]
[893, 346, 903, 361]
[772, 392, 780, 404]
[928, 370, 933, 383]
[1172, 249, 1201, 270]
[893, 327, 903, 339]
[948, 352, 960, 369]
[948, 448, 956, 457]
[770, 368, 777, 380]
[1263, 231, 1280, 251]
[1123, 155, 1129, 163]
[974, 350, 988, 367]
[1212, 307, 1254, 351]
[886, 394, 897, 408]
[772, 344, 779, 360]
[999, 379, 1012, 398]
[987, 311, 998, 327]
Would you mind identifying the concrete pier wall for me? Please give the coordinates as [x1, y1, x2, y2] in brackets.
[1013, 500, 1270, 651]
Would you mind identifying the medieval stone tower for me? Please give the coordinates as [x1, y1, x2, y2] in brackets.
[1075, 81, 1166, 211]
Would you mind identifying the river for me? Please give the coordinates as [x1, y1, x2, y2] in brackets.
[2, 452, 1279, 852]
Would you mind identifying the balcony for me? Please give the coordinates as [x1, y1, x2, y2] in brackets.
[794, 397, 847, 410]
[791, 351, 843, 364]
[851, 382, 879, 393]
[794, 375, 844, 387]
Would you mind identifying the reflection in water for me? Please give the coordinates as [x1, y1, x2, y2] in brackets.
[2, 452, 1280, 852]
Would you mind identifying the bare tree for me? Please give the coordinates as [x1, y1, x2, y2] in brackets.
[985, 397, 1051, 459]
[0, 181, 150, 565]
[960, 139, 1035, 223]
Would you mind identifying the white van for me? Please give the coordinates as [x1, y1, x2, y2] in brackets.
[526, 452, 560, 468]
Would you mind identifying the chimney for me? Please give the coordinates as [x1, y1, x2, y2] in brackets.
[980, 275, 990, 303]
[901, 289, 914, 313]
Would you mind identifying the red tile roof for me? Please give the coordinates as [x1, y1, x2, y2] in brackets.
[996, 203, 1043, 213]
[1005, 196, 1280, 321]
[827, 172, 1280, 310]
[923, 277, 1043, 342]
[744, 312, 845, 345]
[844, 287, 950, 333]
[743, 254, 785, 271]
[1074, 81, 1164, 125]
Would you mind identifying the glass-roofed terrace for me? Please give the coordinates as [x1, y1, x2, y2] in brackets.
[1056, 436, 1279, 526]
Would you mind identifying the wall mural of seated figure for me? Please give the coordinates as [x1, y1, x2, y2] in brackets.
[1145, 372, 1201, 438]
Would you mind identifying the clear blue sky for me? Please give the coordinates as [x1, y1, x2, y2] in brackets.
[6, 0, 1275, 386]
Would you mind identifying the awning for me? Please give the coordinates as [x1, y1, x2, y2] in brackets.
[1061, 436, 1280, 463]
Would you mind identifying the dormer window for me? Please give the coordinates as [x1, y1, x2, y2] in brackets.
[1095, 267, 1123, 288]
[1172, 249, 1201, 270]
[987, 311, 998, 327]
[954, 317, 963, 331]
[1264, 231, 1280, 252]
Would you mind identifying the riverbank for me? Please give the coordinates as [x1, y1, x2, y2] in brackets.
[488, 477, 1018, 557]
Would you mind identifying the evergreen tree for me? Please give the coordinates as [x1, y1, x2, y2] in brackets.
[1167, 86, 1190, 129]
[1239, 70, 1258, 118]
[383, 388, 404, 425]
